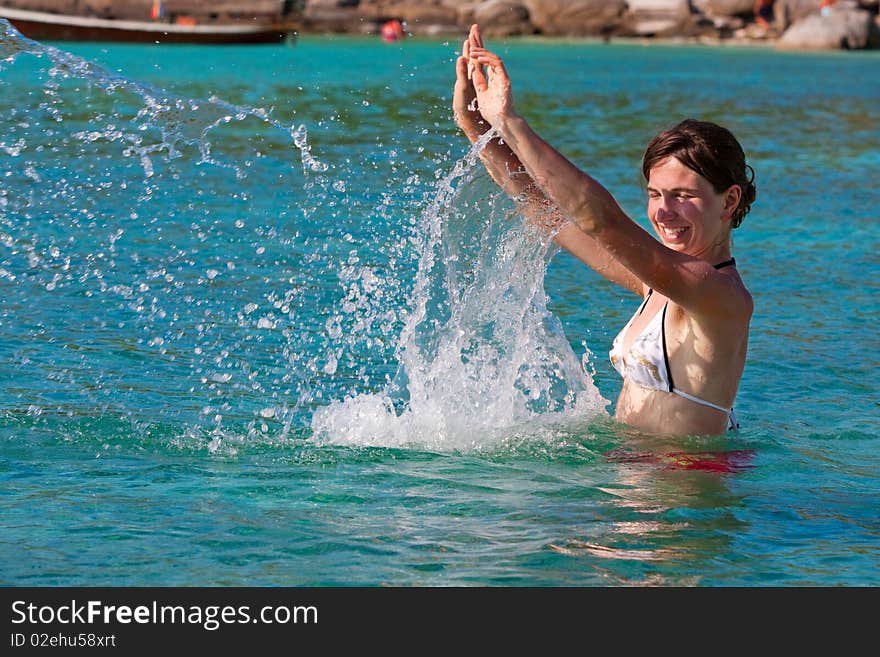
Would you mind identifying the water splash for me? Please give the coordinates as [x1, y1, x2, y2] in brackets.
[1, 21, 608, 453]
[0, 20, 325, 176]
[0, 20, 338, 440]
[310, 132, 609, 450]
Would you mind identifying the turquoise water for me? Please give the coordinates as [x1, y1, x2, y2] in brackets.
[1, 24, 878, 586]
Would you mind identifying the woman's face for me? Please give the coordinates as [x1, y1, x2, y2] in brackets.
[646, 157, 736, 257]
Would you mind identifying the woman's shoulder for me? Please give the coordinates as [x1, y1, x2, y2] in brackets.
[671, 270, 752, 332]
[723, 267, 754, 319]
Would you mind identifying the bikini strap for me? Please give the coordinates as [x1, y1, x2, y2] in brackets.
[660, 257, 738, 425]
[636, 288, 654, 316]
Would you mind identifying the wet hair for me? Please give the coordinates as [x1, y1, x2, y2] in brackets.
[642, 118, 756, 228]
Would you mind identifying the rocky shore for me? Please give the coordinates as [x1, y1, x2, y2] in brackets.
[302, 0, 880, 51]
[3, 0, 879, 49]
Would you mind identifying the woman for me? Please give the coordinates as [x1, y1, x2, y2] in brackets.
[453, 25, 755, 437]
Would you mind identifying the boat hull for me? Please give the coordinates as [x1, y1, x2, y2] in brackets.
[0, 8, 292, 44]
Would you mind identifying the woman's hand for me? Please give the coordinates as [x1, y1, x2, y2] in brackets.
[453, 27, 488, 143]
[452, 24, 567, 235]
[466, 25, 518, 130]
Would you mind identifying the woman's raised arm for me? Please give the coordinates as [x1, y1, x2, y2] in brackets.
[467, 25, 746, 315]
[453, 25, 642, 295]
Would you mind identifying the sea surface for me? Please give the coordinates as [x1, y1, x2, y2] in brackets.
[1, 23, 878, 586]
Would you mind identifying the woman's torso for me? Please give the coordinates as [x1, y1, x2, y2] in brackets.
[610, 285, 750, 436]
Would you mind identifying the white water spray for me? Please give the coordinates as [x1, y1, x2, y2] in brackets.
[311, 133, 609, 449]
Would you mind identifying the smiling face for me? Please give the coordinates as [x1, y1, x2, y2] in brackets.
[646, 156, 739, 258]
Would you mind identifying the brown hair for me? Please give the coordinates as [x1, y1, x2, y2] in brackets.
[642, 119, 756, 228]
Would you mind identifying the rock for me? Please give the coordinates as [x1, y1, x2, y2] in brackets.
[774, 0, 824, 28]
[301, 0, 365, 32]
[696, 0, 756, 18]
[356, 0, 461, 34]
[519, 0, 627, 36]
[452, 1, 479, 25]
[777, 1, 880, 48]
[619, 0, 695, 37]
[471, 0, 534, 36]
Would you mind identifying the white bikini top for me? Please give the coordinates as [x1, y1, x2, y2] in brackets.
[608, 259, 739, 430]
